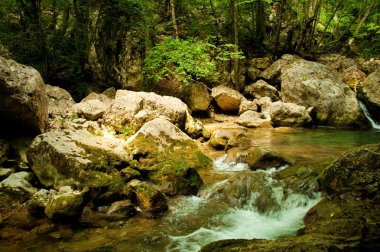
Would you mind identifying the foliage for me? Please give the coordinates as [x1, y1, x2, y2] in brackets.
[119, 125, 135, 137]
[143, 37, 217, 85]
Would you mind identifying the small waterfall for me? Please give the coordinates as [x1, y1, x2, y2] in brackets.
[359, 101, 380, 129]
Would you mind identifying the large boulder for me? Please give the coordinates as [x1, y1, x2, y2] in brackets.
[184, 82, 210, 111]
[236, 111, 273, 128]
[281, 59, 366, 127]
[357, 70, 380, 121]
[0, 56, 48, 136]
[270, 101, 312, 127]
[125, 118, 209, 195]
[45, 84, 75, 118]
[211, 86, 244, 113]
[103, 90, 189, 133]
[27, 130, 130, 190]
[244, 80, 279, 101]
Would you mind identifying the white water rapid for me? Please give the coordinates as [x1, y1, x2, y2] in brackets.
[166, 160, 321, 252]
[359, 101, 380, 130]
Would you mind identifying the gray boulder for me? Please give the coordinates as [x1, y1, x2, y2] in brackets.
[357, 70, 380, 121]
[281, 59, 366, 127]
[72, 92, 113, 121]
[211, 86, 244, 113]
[0, 56, 48, 136]
[45, 84, 75, 118]
[270, 101, 312, 127]
[245, 80, 279, 101]
[237, 111, 273, 128]
[103, 90, 189, 133]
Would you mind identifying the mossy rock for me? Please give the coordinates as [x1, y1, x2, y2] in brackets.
[45, 192, 83, 221]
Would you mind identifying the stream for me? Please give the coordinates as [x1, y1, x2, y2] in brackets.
[2, 127, 380, 252]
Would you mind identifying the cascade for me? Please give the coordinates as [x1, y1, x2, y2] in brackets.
[359, 101, 380, 130]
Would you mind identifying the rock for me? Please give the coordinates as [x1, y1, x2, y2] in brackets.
[259, 54, 300, 82]
[45, 84, 75, 118]
[249, 57, 272, 70]
[105, 200, 136, 220]
[0, 168, 14, 180]
[0, 172, 38, 211]
[238, 100, 258, 115]
[44, 189, 83, 221]
[209, 130, 248, 150]
[247, 147, 291, 170]
[120, 167, 142, 182]
[103, 90, 189, 132]
[0, 56, 48, 136]
[205, 172, 281, 212]
[128, 180, 167, 216]
[340, 65, 366, 91]
[211, 86, 244, 113]
[357, 70, 380, 121]
[256, 97, 272, 114]
[125, 118, 208, 195]
[184, 82, 210, 111]
[246, 67, 261, 82]
[281, 59, 366, 127]
[28, 189, 55, 215]
[270, 101, 312, 127]
[244, 80, 279, 101]
[236, 111, 273, 128]
[316, 54, 357, 72]
[185, 114, 204, 139]
[319, 143, 380, 198]
[72, 92, 113, 121]
[27, 130, 130, 190]
[357, 57, 380, 74]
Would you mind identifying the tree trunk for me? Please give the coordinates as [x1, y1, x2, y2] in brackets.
[274, 0, 286, 59]
[256, 0, 265, 44]
[232, 0, 240, 90]
[170, 0, 179, 38]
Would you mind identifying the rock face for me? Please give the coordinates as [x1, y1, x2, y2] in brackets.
[357, 70, 380, 121]
[244, 80, 279, 101]
[281, 59, 366, 127]
[184, 82, 210, 111]
[211, 86, 244, 113]
[270, 101, 312, 127]
[125, 118, 209, 195]
[0, 56, 48, 136]
[236, 111, 272, 128]
[27, 130, 130, 189]
[103, 90, 189, 132]
[45, 84, 75, 118]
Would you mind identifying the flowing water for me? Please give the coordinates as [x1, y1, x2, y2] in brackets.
[2, 127, 380, 252]
[359, 101, 380, 129]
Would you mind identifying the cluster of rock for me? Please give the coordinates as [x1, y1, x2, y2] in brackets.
[0, 56, 211, 238]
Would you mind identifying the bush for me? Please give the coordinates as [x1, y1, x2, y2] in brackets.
[143, 37, 217, 85]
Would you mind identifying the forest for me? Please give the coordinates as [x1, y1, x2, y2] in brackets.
[0, 0, 379, 99]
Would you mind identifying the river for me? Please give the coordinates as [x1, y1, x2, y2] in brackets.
[2, 127, 380, 252]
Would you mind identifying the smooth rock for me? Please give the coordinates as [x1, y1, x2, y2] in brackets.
[244, 80, 279, 101]
[237, 111, 273, 128]
[270, 101, 312, 127]
[211, 86, 244, 113]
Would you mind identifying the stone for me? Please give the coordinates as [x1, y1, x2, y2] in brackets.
[45, 84, 75, 118]
[340, 65, 366, 91]
[105, 200, 136, 220]
[259, 54, 300, 82]
[0, 168, 14, 180]
[184, 82, 210, 111]
[244, 80, 279, 101]
[0, 172, 38, 211]
[270, 101, 312, 127]
[28, 189, 55, 214]
[256, 97, 272, 114]
[103, 90, 189, 133]
[211, 86, 244, 113]
[72, 92, 113, 121]
[281, 59, 366, 127]
[44, 189, 83, 221]
[209, 130, 246, 150]
[249, 57, 272, 70]
[319, 143, 380, 198]
[236, 111, 273, 128]
[205, 172, 281, 212]
[246, 67, 261, 82]
[0, 56, 48, 136]
[357, 70, 380, 121]
[27, 130, 130, 190]
[125, 118, 208, 195]
[247, 147, 291, 170]
[185, 114, 204, 139]
[128, 180, 167, 216]
[238, 100, 258, 115]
